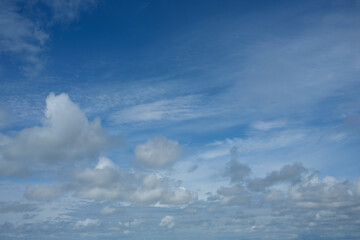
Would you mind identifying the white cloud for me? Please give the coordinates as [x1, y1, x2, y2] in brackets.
[0, 93, 114, 176]
[134, 136, 182, 168]
[75, 218, 100, 228]
[159, 215, 175, 229]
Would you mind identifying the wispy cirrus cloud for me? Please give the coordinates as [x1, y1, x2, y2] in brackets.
[0, 0, 95, 77]
[111, 95, 209, 124]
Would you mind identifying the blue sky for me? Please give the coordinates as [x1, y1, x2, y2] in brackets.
[0, 0, 360, 239]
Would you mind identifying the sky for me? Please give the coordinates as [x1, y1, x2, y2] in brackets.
[0, 0, 360, 239]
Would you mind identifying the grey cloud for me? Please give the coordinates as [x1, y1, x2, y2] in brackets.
[71, 156, 134, 200]
[131, 173, 197, 205]
[25, 184, 64, 201]
[134, 136, 182, 168]
[288, 173, 356, 208]
[216, 185, 252, 206]
[248, 163, 307, 191]
[0, 93, 116, 176]
[0, 202, 38, 213]
[0, 154, 28, 177]
[223, 147, 251, 183]
[187, 164, 198, 173]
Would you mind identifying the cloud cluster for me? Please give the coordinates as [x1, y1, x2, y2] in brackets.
[210, 154, 360, 238]
[0, 93, 114, 176]
[134, 136, 182, 168]
[70, 157, 197, 205]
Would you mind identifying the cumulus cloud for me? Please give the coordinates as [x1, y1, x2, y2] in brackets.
[25, 184, 64, 201]
[134, 136, 182, 168]
[159, 216, 175, 229]
[71, 156, 131, 200]
[131, 173, 197, 205]
[0, 93, 114, 176]
[288, 173, 356, 208]
[71, 157, 197, 205]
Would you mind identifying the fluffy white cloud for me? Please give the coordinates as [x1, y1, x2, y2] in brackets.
[134, 136, 182, 168]
[0, 93, 114, 176]
[159, 216, 175, 229]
